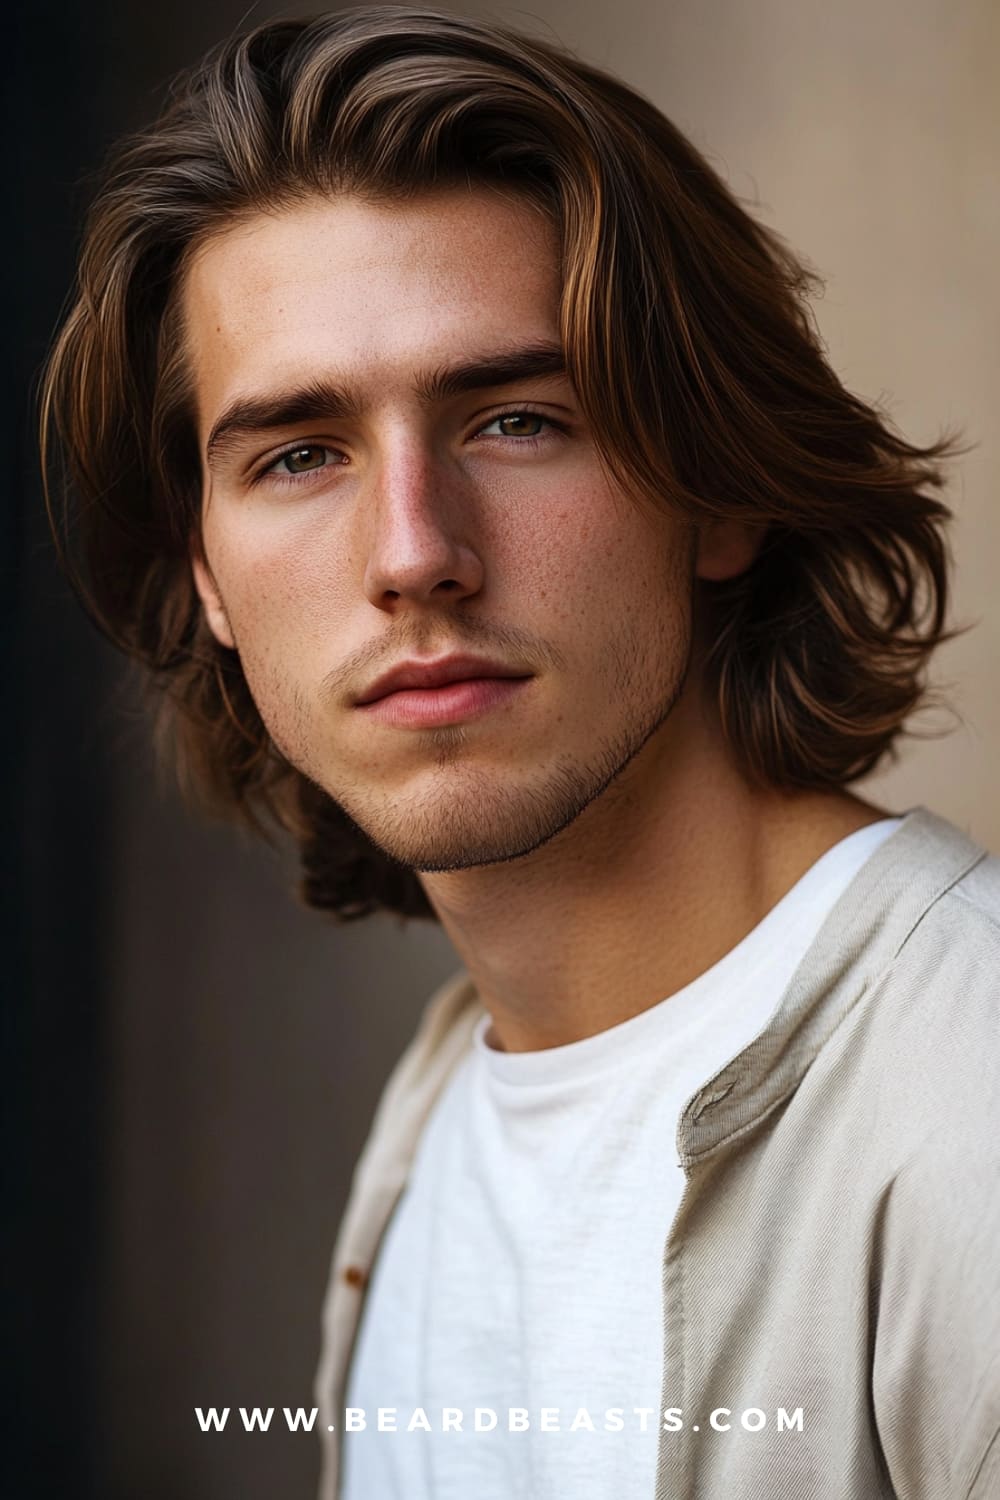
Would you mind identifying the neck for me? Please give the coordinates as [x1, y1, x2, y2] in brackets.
[417, 673, 888, 1052]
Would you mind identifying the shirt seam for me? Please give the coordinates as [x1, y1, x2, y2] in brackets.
[950, 881, 1000, 941]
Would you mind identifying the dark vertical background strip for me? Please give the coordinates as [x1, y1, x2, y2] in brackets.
[12, 1, 116, 1493]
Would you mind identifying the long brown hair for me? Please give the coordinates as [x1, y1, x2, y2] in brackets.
[40, 5, 971, 923]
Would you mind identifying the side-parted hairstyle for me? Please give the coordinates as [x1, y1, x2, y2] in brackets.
[41, 5, 970, 923]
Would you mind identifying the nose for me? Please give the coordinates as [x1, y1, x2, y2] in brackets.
[361, 438, 485, 612]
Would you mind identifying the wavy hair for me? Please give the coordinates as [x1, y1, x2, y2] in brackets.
[40, 5, 970, 922]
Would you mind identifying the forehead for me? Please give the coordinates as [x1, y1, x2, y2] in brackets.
[181, 188, 561, 428]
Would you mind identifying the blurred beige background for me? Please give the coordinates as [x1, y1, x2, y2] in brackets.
[92, 3, 998, 1497]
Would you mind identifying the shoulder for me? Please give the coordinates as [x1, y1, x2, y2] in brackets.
[893, 824, 1000, 960]
[871, 842, 1000, 1065]
[919, 838, 1000, 937]
[852, 824, 1000, 1184]
[942, 846, 1000, 942]
[829, 833, 1000, 1176]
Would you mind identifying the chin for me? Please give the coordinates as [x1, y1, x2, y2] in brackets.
[338, 751, 625, 874]
[355, 799, 570, 874]
[328, 692, 681, 874]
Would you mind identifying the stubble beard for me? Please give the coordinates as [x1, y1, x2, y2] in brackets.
[328, 627, 694, 874]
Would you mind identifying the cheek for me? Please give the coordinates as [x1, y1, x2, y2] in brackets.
[210, 524, 352, 669]
[513, 493, 671, 621]
[212, 552, 330, 769]
[565, 508, 694, 670]
[490, 470, 635, 600]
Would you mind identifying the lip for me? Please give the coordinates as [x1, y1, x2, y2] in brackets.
[358, 674, 531, 728]
[356, 654, 531, 706]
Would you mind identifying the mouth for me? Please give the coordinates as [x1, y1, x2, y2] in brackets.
[356, 673, 533, 729]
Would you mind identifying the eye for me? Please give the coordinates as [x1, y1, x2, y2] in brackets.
[476, 411, 551, 440]
[270, 444, 338, 476]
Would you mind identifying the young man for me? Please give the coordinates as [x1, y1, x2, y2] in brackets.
[41, 8, 999, 1499]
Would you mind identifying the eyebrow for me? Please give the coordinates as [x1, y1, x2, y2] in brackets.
[204, 340, 568, 471]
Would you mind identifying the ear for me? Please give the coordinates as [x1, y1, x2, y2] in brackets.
[190, 544, 236, 650]
[694, 518, 766, 583]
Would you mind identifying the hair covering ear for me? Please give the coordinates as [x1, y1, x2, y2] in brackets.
[694, 519, 766, 584]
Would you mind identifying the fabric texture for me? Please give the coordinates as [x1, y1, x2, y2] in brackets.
[314, 806, 1000, 1499]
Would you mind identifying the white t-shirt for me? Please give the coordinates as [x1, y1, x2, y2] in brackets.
[341, 818, 901, 1500]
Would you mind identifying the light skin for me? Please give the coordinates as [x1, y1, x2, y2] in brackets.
[187, 186, 888, 1052]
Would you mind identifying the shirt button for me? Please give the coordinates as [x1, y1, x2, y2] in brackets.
[342, 1264, 368, 1289]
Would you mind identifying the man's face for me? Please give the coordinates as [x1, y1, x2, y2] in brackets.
[186, 187, 699, 872]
